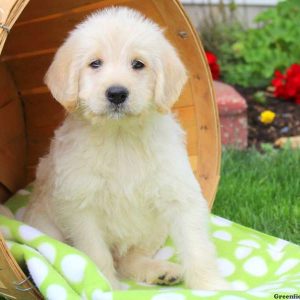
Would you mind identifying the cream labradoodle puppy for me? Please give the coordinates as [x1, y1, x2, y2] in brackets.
[24, 7, 229, 290]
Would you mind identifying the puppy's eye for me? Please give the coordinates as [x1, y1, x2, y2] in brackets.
[89, 59, 103, 69]
[132, 60, 145, 70]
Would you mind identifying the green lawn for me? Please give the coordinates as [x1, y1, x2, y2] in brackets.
[212, 147, 300, 245]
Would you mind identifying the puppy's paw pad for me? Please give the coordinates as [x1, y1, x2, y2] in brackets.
[147, 263, 183, 286]
[152, 273, 182, 285]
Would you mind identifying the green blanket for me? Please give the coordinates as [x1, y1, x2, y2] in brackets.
[1, 186, 299, 300]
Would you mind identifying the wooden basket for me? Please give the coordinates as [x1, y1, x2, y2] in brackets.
[0, 0, 221, 298]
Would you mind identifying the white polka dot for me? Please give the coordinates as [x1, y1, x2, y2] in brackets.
[17, 189, 31, 195]
[0, 225, 12, 239]
[275, 259, 299, 276]
[220, 296, 246, 300]
[38, 243, 56, 264]
[211, 216, 232, 227]
[46, 284, 67, 300]
[92, 290, 112, 300]
[27, 257, 49, 287]
[19, 225, 43, 241]
[191, 290, 217, 296]
[235, 247, 253, 260]
[102, 293, 113, 300]
[15, 207, 26, 221]
[267, 248, 283, 261]
[231, 280, 249, 291]
[81, 292, 88, 300]
[154, 247, 175, 260]
[243, 256, 268, 277]
[152, 293, 186, 300]
[218, 258, 235, 277]
[238, 240, 260, 249]
[61, 254, 87, 283]
[213, 230, 232, 241]
[273, 239, 289, 251]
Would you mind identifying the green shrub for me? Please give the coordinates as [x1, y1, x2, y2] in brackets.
[199, 0, 245, 70]
[221, 0, 300, 87]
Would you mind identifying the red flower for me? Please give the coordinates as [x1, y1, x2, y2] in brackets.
[272, 64, 300, 105]
[205, 51, 221, 80]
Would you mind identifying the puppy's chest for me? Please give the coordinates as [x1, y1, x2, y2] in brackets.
[76, 139, 167, 248]
[87, 134, 160, 185]
[61, 129, 167, 204]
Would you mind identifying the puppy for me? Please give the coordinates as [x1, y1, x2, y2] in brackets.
[24, 7, 229, 290]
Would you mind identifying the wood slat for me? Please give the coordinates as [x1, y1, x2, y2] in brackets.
[17, 0, 96, 23]
[16, 0, 137, 25]
[5, 53, 53, 90]
[22, 93, 64, 128]
[0, 63, 26, 193]
[0, 63, 20, 108]
[0, 183, 11, 204]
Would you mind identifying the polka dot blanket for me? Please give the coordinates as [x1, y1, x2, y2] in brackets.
[0, 186, 299, 300]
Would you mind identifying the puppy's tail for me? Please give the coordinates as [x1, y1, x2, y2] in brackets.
[0, 205, 14, 219]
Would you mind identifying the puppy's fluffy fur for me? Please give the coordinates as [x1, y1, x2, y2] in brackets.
[24, 7, 229, 290]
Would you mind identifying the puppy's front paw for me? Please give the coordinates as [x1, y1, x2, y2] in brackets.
[142, 261, 183, 286]
[151, 262, 183, 286]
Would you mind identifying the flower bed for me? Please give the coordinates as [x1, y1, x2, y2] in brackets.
[237, 87, 300, 149]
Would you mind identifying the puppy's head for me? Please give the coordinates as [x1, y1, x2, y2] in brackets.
[45, 7, 187, 119]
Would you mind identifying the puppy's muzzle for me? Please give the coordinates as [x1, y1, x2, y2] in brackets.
[106, 86, 129, 105]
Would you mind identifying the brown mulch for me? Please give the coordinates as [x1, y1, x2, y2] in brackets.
[236, 87, 300, 149]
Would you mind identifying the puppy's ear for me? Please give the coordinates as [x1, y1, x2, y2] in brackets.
[154, 40, 188, 113]
[44, 36, 79, 111]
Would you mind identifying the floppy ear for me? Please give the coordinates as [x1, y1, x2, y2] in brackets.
[154, 40, 188, 113]
[44, 36, 80, 112]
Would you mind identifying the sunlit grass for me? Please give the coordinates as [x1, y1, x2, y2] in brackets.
[212, 148, 300, 245]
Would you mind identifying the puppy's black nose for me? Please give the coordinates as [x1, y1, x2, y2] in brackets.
[106, 86, 129, 105]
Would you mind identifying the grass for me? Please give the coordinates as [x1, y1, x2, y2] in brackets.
[212, 147, 300, 245]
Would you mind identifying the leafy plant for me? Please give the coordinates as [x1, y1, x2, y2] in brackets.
[199, 0, 245, 72]
[253, 91, 267, 104]
[221, 0, 300, 87]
